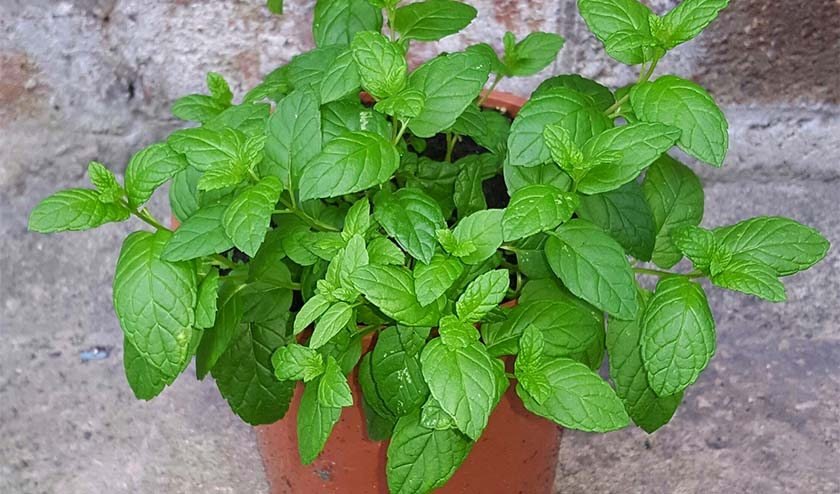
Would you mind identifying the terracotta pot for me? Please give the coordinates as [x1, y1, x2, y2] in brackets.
[256, 92, 562, 494]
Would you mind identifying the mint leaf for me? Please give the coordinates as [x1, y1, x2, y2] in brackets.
[386, 410, 471, 494]
[603, 30, 665, 65]
[263, 88, 321, 190]
[420, 395, 457, 430]
[320, 48, 361, 104]
[607, 291, 683, 432]
[517, 358, 629, 432]
[374, 188, 446, 265]
[451, 209, 505, 265]
[393, 0, 477, 41]
[195, 268, 220, 329]
[577, 122, 681, 194]
[368, 236, 406, 265]
[172, 94, 227, 123]
[286, 45, 345, 91]
[351, 265, 441, 326]
[455, 269, 509, 323]
[503, 161, 572, 196]
[161, 202, 233, 261]
[438, 315, 479, 348]
[113, 231, 197, 380]
[577, 181, 656, 261]
[313, 0, 383, 47]
[294, 294, 332, 335]
[413, 254, 464, 307]
[713, 216, 830, 276]
[351, 31, 407, 100]
[222, 176, 283, 257]
[322, 98, 391, 143]
[272, 343, 325, 382]
[317, 356, 353, 407]
[545, 219, 638, 320]
[374, 89, 426, 120]
[485, 298, 603, 358]
[671, 225, 716, 272]
[123, 335, 171, 400]
[310, 302, 353, 349]
[453, 154, 496, 218]
[205, 72, 233, 105]
[169, 167, 202, 222]
[631, 76, 728, 166]
[502, 32, 565, 77]
[502, 185, 579, 241]
[371, 326, 430, 416]
[358, 352, 397, 439]
[641, 276, 716, 396]
[87, 161, 122, 203]
[514, 325, 552, 404]
[506, 87, 612, 167]
[195, 281, 245, 378]
[297, 378, 342, 464]
[267, 0, 283, 14]
[407, 51, 491, 137]
[124, 143, 189, 209]
[28, 189, 129, 233]
[577, 0, 653, 64]
[299, 131, 399, 201]
[533, 74, 614, 111]
[711, 259, 786, 302]
[642, 155, 704, 268]
[342, 198, 371, 241]
[168, 127, 244, 172]
[420, 338, 502, 439]
[662, 0, 729, 47]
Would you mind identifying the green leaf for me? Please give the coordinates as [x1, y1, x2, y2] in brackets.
[453, 154, 496, 218]
[124, 143, 189, 209]
[371, 326, 430, 416]
[451, 209, 505, 265]
[351, 31, 407, 100]
[503, 161, 572, 196]
[438, 315, 479, 349]
[310, 302, 353, 349]
[386, 410, 472, 494]
[545, 219, 638, 320]
[532, 74, 614, 111]
[502, 185, 579, 241]
[286, 45, 345, 92]
[413, 254, 464, 307]
[28, 189, 129, 233]
[577, 122, 682, 194]
[713, 216, 830, 276]
[318, 357, 354, 407]
[662, 0, 729, 47]
[352, 265, 441, 326]
[205, 72, 233, 105]
[123, 335, 170, 400]
[262, 88, 322, 190]
[169, 167, 201, 222]
[168, 127, 245, 172]
[171, 94, 227, 123]
[577, 0, 654, 64]
[368, 236, 406, 265]
[320, 48, 362, 104]
[485, 298, 603, 358]
[297, 378, 342, 464]
[195, 268, 220, 329]
[603, 29, 665, 65]
[577, 181, 656, 261]
[641, 276, 716, 396]
[393, 0, 477, 41]
[450, 105, 510, 156]
[294, 294, 331, 335]
[671, 225, 716, 272]
[267, 0, 283, 14]
[161, 202, 233, 261]
[321, 98, 391, 143]
[631, 76, 728, 166]
[420, 395, 457, 430]
[222, 177, 283, 257]
[374, 89, 426, 120]
[514, 325, 551, 404]
[113, 231, 197, 380]
[407, 51, 491, 137]
[374, 188, 446, 265]
[642, 155, 704, 268]
[87, 161, 122, 202]
[299, 131, 399, 201]
[195, 281, 245, 378]
[607, 291, 683, 432]
[313, 0, 383, 47]
[342, 198, 371, 241]
[711, 259, 786, 302]
[503, 31, 565, 77]
[506, 87, 612, 167]
[455, 269, 509, 323]
[359, 353, 397, 440]
[517, 358, 629, 432]
[272, 343, 325, 382]
[421, 338, 502, 440]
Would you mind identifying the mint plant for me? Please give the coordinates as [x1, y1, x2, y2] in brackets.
[29, 0, 829, 492]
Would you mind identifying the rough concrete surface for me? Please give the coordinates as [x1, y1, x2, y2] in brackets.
[1, 1, 838, 493]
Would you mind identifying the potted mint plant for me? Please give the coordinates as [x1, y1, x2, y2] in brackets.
[29, 0, 829, 492]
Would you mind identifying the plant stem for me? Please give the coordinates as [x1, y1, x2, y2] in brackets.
[477, 74, 503, 107]
[125, 201, 170, 232]
[444, 132, 457, 163]
[604, 57, 661, 116]
[634, 267, 704, 279]
[211, 254, 237, 270]
[273, 203, 340, 232]
[499, 244, 519, 254]
[248, 168, 260, 183]
[392, 119, 410, 145]
[505, 372, 516, 380]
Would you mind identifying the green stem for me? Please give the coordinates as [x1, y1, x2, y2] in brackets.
[210, 254, 237, 270]
[273, 204, 340, 232]
[604, 57, 661, 116]
[634, 267, 704, 279]
[499, 244, 520, 254]
[444, 132, 458, 163]
[392, 119, 410, 145]
[477, 74, 503, 107]
[505, 372, 516, 380]
[125, 201, 170, 232]
[248, 168, 260, 183]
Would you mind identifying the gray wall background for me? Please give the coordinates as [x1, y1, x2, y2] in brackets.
[2, 1, 839, 492]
